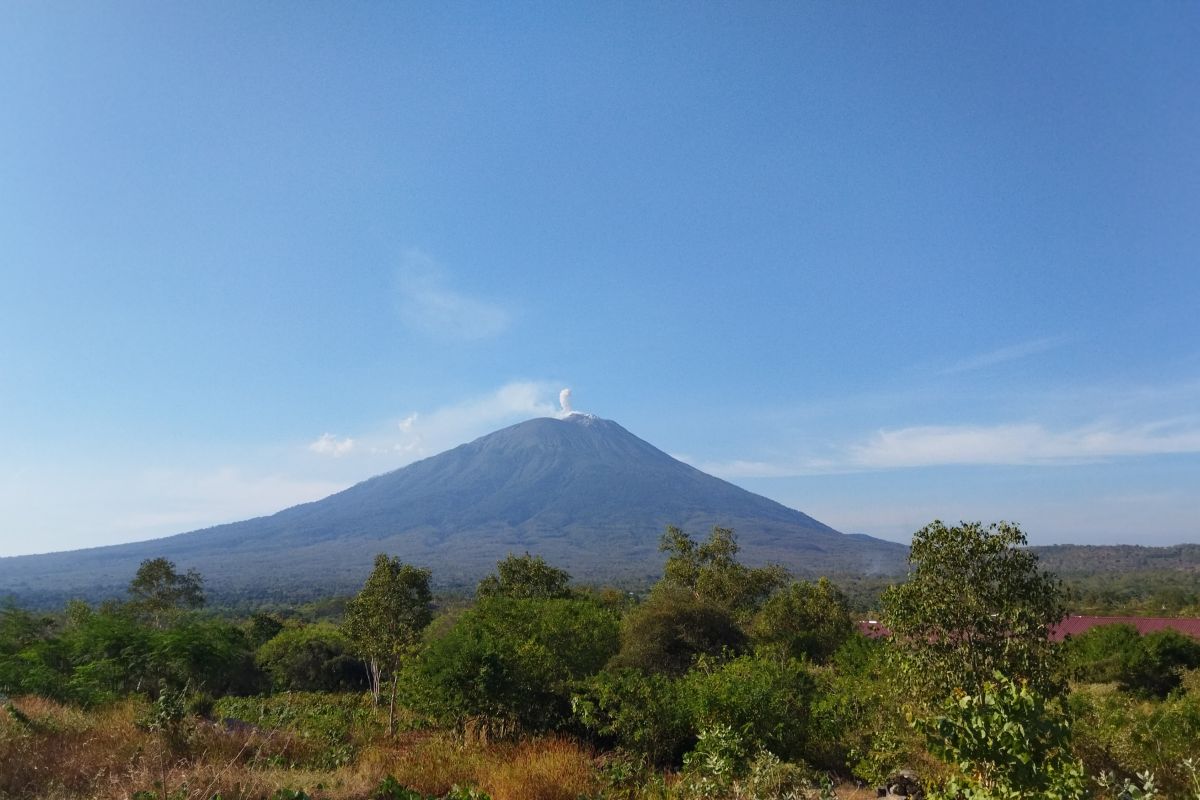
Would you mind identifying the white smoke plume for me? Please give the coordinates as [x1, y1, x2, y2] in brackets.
[559, 388, 573, 417]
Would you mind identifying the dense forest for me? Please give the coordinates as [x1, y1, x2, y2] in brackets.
[2, 522, 1199, 800]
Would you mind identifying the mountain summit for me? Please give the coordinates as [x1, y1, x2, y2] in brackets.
[0, 415, 908, 604]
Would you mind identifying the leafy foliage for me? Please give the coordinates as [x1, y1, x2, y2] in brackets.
[882, 520, 1065, 699]
[410, 596, 619, 733]
[919, 671, 1085, 800]
[1064, 624, 1200, 697]
[609, 586, 745, 676]
[573, 667, 692, 766]
[476, 553, 572, 600]
[256, 623, 365, 692]
[682, 652, 816, 764]
[751, 577, 854, 663]
[127, 558, 205, 626]
[658, 526, 788, 618]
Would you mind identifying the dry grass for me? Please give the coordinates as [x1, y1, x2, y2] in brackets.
[369, 732, 598, 800]
[2, 695, 873, 800]
[480, 738, 599, 800]
[367, 731, 484, 795]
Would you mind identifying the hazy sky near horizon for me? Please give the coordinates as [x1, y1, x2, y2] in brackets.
[1, 3, 1198, 557]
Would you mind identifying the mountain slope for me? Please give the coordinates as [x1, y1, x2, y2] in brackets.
[0, 414, 909, 605]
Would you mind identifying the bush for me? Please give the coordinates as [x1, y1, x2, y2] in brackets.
[608, 587, 745, 676]
[919, 671, 1085, 800]
[809, 635, 934, 785]
[256, 623, 365, 692]
[572, 667, 691, 766]
[1069, 682, 1200, 797]
[1124, 629, 1200, 698]
[1065, 626, 1200, 698]
[750, 578, 853, 664]
[409, 597, 619, 733]
[1061, 624, 1143, 685]
[682, 652, 815, 763]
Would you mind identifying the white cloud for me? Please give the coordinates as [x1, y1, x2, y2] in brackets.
[386, 381, 558, 459]
[939, 335, 1073, 375]
[308, 433, 356, 457]
[304, 381, 561, 468]
[850, 419, 1200, 468]
[397, 250, 511, 341]
[695, 418, 1200, 478]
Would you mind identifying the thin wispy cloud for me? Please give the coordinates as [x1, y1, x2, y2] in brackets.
[850, 419, 1200, 468]
[385, 381, 557, 458]
[698, 417, 1200, 478]
[308, 433, 356, 457]
[306, 381, 560, 466]
[940, 335, 1073, 375]
[397, 250, 511, 341]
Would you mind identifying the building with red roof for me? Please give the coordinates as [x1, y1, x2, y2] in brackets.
[857, 616, 1200, 641]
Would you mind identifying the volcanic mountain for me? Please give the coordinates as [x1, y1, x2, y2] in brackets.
[0, 414, 909, 605]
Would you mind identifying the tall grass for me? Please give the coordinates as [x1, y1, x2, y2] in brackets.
[480, 737, 599, 800]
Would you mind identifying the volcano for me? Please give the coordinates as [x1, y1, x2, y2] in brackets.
[0, 414, 908, 605]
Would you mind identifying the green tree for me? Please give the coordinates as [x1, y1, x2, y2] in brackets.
[149, 618, 259, 696]
[750, 577, 854, 663]
[255, 623, 364, 692]
[659, 526, 787, 618]
[476, 552, 572, 600]
[127, 558, 205, 627]
[1123, 629, 1200, 698]
[1060, 623, 1143, 685]
[682, 651, 816, 764]
[609, 586, 746, 676]
[410, 596, 619, 733]
[573, 667, 692, 766]
[341, 554, 432, 735]
[881, 520, 1065, 700]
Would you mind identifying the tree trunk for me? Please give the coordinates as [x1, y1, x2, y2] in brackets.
[365, 658, 383, 705]
[387, 670, 398, 738]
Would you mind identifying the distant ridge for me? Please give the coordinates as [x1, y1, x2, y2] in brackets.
[0, 414, 909, 606]
[1030, 543, 1200, 575]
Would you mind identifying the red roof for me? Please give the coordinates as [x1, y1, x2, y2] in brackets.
[857, 616, 1200, 641]
[1049, 615, 1200, 642]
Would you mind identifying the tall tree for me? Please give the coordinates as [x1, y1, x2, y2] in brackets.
[881, 520, 1064, 700]
[751, 577, 854, 663]
[476, 552, 572, 600]
[658, 525, 787, 618]
[342, 554, 432, 735]
[127, 558, 205, 627]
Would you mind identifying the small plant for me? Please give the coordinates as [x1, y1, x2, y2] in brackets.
[677, 724, 748, 798]
[1185, 758, 1200, 799]
[270, 790, 314, 800]
[1096, 769, 1159, 799]
[373, 775, 429, 800]
[919, 672, 1085, 800]
[443, 786, 492, 800]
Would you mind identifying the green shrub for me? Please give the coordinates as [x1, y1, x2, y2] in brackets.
[408, 597, 619, 733]
[750, 578, 853, 664]
[1069, 683, 1200, 797]
[256, 623, 364, 692]
[919, 671, 1085, 800]
[572, 667, 691, 766]
[682, 652, 815, 763]
[212, 691, 378, 769]
[608, 587, 745, 676]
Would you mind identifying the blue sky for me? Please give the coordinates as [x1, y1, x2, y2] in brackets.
[1, 3, 1197, 556]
